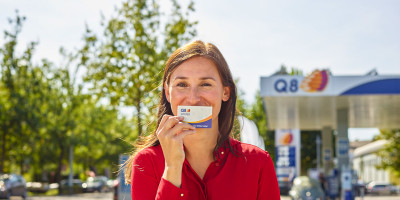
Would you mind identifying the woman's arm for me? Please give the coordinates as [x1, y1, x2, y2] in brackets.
[131, 150, 189, 200]
[131, 115, 195, 199]
[257, 152, 281, 200]
[156, 115, 195, 187]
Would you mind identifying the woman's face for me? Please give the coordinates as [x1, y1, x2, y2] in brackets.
[165, 56, 230, 122]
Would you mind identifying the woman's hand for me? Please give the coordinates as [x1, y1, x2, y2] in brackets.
[157, 115, 196, 187]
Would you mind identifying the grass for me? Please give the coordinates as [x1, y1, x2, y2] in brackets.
[28, 189, 58, 197]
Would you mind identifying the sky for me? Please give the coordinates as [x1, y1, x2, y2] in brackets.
[1, 0, 398, 141]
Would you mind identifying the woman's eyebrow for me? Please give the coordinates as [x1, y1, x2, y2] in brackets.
[200, 77, 216, 81]
[172, 76, 188, 80]
[172, 76, 216, 81]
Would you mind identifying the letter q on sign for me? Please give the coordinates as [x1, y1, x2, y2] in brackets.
[274, 79, 299, 93]
[274, 79, 287, 92]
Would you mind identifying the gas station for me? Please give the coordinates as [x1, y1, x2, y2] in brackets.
[260, 70, 400, 199]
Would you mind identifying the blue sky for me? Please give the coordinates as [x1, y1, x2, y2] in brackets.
[1, 0, 398, 141]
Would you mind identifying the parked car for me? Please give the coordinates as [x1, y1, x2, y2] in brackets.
[278, 180, 291, 195]
[59, 179, 84, 195]
[83, 176, 108, 193]
[391, 185, 400, 195]
[106, 178, 118, 193]
[366, 182, 397, 195]
[353, 180, 366, 197]
[289, 176, 325, 200]
[26, 182, 50, 193]
[0, 174, 27, 199]
[113, 179, 119, 200]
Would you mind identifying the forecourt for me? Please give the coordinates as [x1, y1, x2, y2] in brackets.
[260, 70, 400, 175]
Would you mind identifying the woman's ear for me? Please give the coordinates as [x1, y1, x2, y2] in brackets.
[222, 86, 230, 102]
[164, 83, 171, 102]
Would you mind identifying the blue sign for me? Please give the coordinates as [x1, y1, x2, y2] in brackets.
[274, 79, 299, 93]
[327, 175, 339, 198]
[119, 155, 131, 200]
[337, 139, 349, 156]
[324, 149, 332, 161]
[276, 146, 296, 167]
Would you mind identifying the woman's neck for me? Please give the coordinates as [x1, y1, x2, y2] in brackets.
[183, 127, 219, 179]
[183, 126, 219, 160]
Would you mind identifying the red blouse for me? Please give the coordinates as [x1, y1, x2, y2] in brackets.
[131, 138, 280, 200]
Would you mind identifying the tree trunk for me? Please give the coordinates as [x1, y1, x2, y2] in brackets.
[0, 124, 6, 173]
[55, 142, 65, 184]
[20, 156, 23, 175]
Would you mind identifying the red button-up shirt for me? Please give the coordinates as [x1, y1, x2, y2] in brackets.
[131, 138, 280, 200]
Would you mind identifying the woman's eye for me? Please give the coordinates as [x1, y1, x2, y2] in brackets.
[201, 83, 212, 87]
[176, 82, 187, 87]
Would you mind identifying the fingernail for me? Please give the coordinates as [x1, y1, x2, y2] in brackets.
[178, 116, 184, 120]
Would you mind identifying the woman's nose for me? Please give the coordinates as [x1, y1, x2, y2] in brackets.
[187, 87, 201, 105]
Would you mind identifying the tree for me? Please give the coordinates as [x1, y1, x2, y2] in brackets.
[376, 129, 400, 179]
[232, 79, 248, 139]
[0, 12, 136, 182]
[300, 130, 320, 175]
[72, 99, 136, 175]
[245, 92, 275, 160]
[0, 12, 43, 174]
[272, 64, 303, 76]
[78, 0, 197, 137]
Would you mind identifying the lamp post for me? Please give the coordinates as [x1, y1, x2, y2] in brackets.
[316, 135, 321, 170]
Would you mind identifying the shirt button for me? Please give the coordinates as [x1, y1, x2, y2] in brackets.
[181, 193, 184, 197]
[221, 151, 224, 155]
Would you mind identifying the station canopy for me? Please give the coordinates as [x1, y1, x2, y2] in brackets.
[260, 70, 400, 130]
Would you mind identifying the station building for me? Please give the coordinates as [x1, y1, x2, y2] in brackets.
[260, 69, 400, 182]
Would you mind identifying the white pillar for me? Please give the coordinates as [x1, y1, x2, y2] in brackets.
[322, 126, 333, 175]
[336, 108, 350, 172]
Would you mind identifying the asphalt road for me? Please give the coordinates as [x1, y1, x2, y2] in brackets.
[280, 195, 400, 200]
[11, 192, 113, 200]
[354, 196, 400, 200]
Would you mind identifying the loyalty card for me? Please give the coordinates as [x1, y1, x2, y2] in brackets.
[177, 106, 212, 128]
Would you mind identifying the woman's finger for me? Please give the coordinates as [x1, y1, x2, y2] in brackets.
[169, 122, 195, 136]
[175, 129, 196, 140]
[158, 114, 172, 128]
[157, 116, 184, 136]
[164, 116, 185, 130]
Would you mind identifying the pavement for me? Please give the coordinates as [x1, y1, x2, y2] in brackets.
[14, 192, 113, 200]
[281, 195, 400, 200]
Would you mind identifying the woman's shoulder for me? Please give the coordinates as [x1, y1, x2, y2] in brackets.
[131, 145, 165, 181]
[230, 138, 272, 160]
[134, 145, 164, 161]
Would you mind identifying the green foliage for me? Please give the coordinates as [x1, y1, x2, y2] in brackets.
[273, 64, 303, 76]
[79, 0, 197, 136]
[376, 129, 400, 178]
[289, 68, 303, 76]
[232, 79, 248, 139]
[1, 0, 197, 182]
[235, 79, 247, 115]
[299, 131, 320, 175]
[0, 13, 41, 175]
[0, 11, 135, 182]
[245, 92, 275, 160]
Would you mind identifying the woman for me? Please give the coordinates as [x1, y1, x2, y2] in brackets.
[125, 40, 280, 199]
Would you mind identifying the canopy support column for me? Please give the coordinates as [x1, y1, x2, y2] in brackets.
[322, 126, 333, 175]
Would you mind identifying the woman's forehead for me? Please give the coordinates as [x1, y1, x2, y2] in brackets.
[170, 57, 220, 79]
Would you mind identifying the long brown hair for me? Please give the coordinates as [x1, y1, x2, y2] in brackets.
[124, 40, 237, 183]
